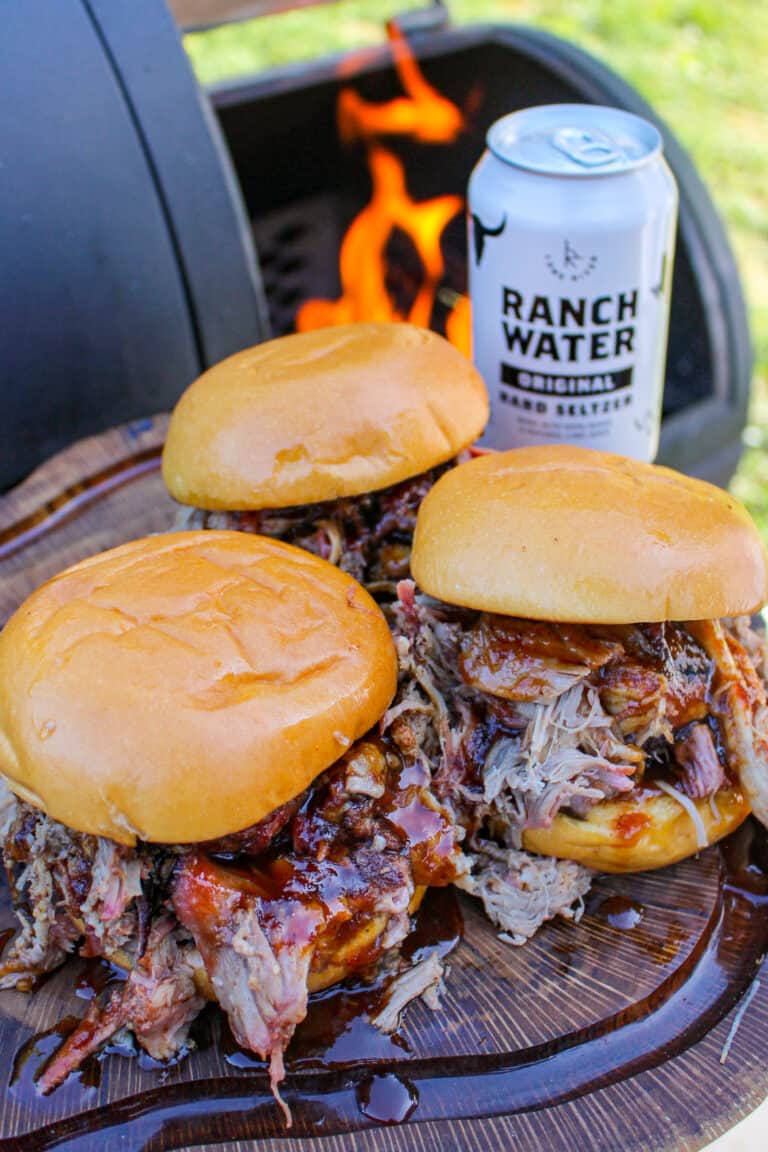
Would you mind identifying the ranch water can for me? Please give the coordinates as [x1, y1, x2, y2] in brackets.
[468, 104, 678, 459]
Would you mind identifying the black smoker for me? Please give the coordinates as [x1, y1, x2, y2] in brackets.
[0, 0, 751, 490]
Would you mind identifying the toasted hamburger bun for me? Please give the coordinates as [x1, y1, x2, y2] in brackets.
[520, 784, 749, 872]
[0, 532, 396, 845]
[162, 323, 489, 511]
[188, 888, 427, 1001]
[311, 886, 427, 993]
[412, 445, 768, 623]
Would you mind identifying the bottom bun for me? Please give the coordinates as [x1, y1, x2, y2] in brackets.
[190, 885, 427, 1002]
[520, 786, 749, 873]
[310, 886, 426, 993]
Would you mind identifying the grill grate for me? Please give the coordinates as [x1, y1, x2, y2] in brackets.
[252, 194, 343, 337]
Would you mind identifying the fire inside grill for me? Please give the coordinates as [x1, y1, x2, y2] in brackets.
[213, 18, 748, 487]
[296, 23, 472, 353]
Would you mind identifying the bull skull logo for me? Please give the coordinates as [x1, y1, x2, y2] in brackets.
[471, 213, 507, 266]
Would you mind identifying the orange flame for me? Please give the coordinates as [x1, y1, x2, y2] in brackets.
[445, 291, 472, 358]
[296, 23, 471, 346]
[298, 146, 462, 330]
[337, 23, 464, 145]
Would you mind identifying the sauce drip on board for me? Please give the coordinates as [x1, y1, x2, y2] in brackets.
[356, 1073, 419, 1124]
[590, 894, 644, 931]
[2, 824, 767, 1148]
[225, 885, 463, 1072]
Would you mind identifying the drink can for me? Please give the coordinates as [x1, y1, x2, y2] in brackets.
[468, 104, 678, 460]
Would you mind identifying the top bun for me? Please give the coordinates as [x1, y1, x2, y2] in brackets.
[0, 532, 397, 845]
[162, 323, 489, 510]
[411, 445, 768, 623]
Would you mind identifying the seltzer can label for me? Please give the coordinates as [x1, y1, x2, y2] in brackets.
[468, 104, 679, 460]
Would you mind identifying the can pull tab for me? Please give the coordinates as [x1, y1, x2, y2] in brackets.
[552, 127, 625, 168]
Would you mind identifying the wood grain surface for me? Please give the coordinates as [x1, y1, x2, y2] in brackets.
[0, 418, 766, 1152]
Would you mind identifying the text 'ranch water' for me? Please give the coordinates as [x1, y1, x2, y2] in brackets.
[468, 105, 678, 459]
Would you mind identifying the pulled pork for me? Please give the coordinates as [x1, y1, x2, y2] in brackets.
[370, 950, 445, 1032]
[456, 840, 592, 946]
[386, 584, 768, 939]
[175, 463, 453, 593]
[0, 739, 463, 1116]
[39, 917, 206, 1094]
[0, 800, 152, 989]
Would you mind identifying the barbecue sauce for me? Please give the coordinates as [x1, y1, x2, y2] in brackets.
[10, 1016, 81, 1090]
[458, 615, 619, 702]
[5, 824, 768, 1144]
[614, 811, 651, 843]
[596, 621, 714, 727]
[590, 894, 644, 930]
[75, 960, 125, 1002]
[221, 886, 463, 1072]
[356, 1073, 419, 1123]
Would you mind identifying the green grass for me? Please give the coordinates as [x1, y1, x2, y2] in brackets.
[185, 0, 768, 535]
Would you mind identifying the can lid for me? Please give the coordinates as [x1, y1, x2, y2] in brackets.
[487, 104, 662, 177]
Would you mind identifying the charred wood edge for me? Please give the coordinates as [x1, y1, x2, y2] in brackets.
[4, 836, 767, 1149]
[0, 447, 163, 566]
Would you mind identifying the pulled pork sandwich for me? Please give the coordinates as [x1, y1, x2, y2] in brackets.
[386, 445, 768, 943]
[162, 323, 489, 593]
[0, 532, 464, 1117]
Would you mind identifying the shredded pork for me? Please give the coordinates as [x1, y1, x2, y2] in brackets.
[0, 737, 463, 1115]
[456, 840, 592, 945]
[386, 583, 768, 937]
[673, 722, 725, 798]
[370, 951, 445, 1032]
[171, 843, 421, 1122]
[479, 684, 641, 833]
[173, 854, 321, 1122]
[40, 918, 206, 1092]
[0, 800, 151, 989]
[690, 619, 768, 827]
[2, 577, 765, 1109]
[175, 462, 454, 593]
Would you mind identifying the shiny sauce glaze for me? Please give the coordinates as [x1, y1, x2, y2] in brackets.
[458, 616, 619, 702]
[11, 1017, 83, 1092]
[609, 622, 715, 727]
[614, 811, 652, 843]
[174, 739, 463, 986]
[5, 823, 768, 1145]
[589, 894, 644, 930]
[7, 880, 463, 1104]
[356, 1073, 419, 1124]
[458, 617, 716, 727]
[443, 618, 743, 846]
[74, 959, 126, 1002]
[163, 883, 463, 1074]
[287, 741, 462, 888]
[229, 885, 464, 1071]
[450, 618, 731, 812]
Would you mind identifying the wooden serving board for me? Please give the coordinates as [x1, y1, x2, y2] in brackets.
[1, 417, 767, 1152]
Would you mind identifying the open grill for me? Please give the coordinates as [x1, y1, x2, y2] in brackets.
[211, 20, 751, 484]
[0, 3, 751, 489]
